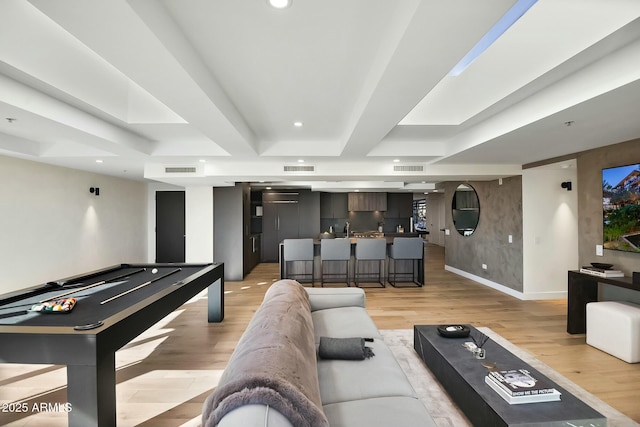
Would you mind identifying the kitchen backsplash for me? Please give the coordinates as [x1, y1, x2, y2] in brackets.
[320, 211, 411, 234]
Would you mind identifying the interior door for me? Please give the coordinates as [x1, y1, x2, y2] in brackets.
[156, 191, 185, 262]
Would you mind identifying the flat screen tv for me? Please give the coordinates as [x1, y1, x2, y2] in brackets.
[602, 163, 640, 252]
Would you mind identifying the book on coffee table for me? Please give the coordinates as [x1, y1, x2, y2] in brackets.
[579, 267, 624, 278]
[485, 376, 561, 404]
[488, 368, 558, 396]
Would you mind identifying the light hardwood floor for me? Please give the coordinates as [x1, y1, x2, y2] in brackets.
[1, 244, 639, 426]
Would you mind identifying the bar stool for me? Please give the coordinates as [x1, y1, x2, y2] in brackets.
[354, 238, 386, 288]
[320, 238, 351, 287]
[387, 237, 424, 287]
[283, 238, 314, 286]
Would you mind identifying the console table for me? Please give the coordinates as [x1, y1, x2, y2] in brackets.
[414, 325, 605, 427]
[567, 271, 640, 334]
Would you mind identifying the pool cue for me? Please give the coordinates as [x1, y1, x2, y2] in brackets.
[100, 268, 182, 305]
[40, 268, 146, 303]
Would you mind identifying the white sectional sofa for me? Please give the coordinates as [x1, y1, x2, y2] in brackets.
[202, 280, 437, 427]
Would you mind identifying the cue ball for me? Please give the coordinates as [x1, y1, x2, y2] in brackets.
[151, 268, 158, 274]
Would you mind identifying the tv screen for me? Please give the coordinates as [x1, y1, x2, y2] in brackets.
[602, 163, 640, 252]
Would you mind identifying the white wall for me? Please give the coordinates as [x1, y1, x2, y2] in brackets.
[522, 160, 579, 299]
[0, 156, 147, 294]
[185, 186, 213, 263]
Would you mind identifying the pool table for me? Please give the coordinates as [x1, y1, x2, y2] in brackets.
[0, 262, 224, 427]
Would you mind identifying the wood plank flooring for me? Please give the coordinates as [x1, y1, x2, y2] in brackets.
[1, 243, 639, 426]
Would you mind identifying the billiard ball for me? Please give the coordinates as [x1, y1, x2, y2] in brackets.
[151, 268, 158, 274]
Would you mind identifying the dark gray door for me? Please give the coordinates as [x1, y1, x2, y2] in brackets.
[156, 191, 185, 262]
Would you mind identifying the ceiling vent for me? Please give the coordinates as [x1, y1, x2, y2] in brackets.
[393, 164, 424, 173]
[165, 166, 197, 173]
[283, 165, 315, 173]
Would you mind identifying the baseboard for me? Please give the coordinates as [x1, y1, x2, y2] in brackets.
[444, 265, 567, 301]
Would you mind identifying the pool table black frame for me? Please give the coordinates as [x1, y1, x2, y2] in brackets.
[0, 262, 224, 427]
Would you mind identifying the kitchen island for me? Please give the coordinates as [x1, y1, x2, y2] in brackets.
[278, 235, 427, 286]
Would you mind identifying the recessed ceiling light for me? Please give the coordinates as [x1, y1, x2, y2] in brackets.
[298, 159, 304, 163]
[294, 121, 303, 127]
[95, 159, 103, 163]
[266, 186, 272, 190]
[199, 159, 206, 163]
[355, 189, 360, 192]
[268, 0, 292, 8]
[393, 159, 400, 163]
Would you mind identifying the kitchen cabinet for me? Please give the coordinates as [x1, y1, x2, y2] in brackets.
[262, 190, 320, 262]
[320, 192, 348, 218]
[348, 192, 387, 211]
[386, 193, 413, 218]
[262, 192, 300, 262]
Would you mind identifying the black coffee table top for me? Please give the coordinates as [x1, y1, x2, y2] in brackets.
[414, 325, 605, 427]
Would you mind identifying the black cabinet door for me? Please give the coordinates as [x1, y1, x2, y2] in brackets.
[262, 202, 279, 262]
[262, 202, 300, 262]
[332, 193, 348, 218]
[320, 192, 332, 218]
[277, 203, 300, 241]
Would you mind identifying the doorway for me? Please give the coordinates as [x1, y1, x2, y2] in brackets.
[156, 191, 185, 262]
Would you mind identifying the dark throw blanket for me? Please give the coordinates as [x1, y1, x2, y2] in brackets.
[202, 280, 329, 427]
[318, 337, 375, 360]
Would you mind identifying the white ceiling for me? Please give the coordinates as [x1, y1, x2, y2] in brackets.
[1, 0, 640, 191]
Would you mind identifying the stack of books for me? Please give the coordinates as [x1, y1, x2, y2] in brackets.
[579, 266, 624, 278]
[485, 368, 561, 404]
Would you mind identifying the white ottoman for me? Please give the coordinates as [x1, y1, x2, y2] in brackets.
[586, 301, 640, 363]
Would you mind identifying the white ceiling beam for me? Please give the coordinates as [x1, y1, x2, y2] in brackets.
[0, 132, 42, 156]
[0, 74, 153, 157]
[28, 0, 258, 157]
[339, 0, 517, 158]
[440, 34, 640, 162]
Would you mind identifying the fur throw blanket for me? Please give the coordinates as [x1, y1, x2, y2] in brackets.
[202, 280, 328, 427]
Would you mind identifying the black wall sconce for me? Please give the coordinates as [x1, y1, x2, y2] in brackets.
[90, 187, 100, 196]
[561, 181, 572, 191]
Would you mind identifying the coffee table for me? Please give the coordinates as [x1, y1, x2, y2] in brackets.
[414, 325, 606, 427]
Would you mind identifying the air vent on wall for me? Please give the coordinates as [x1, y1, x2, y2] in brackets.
[165, 167, 197, 173]
[283, 165, 315, 173]
[393, 164, 424, 172]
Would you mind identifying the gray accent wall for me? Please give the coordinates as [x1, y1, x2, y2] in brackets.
[445, 176, 524, 292]
[577, 138, 640, 304]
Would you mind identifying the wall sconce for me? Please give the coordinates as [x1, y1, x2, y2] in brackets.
[561, 181, 572, 191]
[90, 187, 100, 196]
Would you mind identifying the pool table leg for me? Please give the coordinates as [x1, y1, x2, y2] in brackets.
[67, 352, 116, 427]
[207, 276, 224, 322]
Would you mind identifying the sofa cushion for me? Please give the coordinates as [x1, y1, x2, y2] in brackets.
[323, 396, 438, 427]
[305, 287, 365, 311]
[311, 306, 382, 344]
[217, 404, 294, 427]
[318, 339, 417, 404]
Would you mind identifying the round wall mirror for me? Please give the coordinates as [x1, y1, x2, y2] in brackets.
[451, 184, 480, 236]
